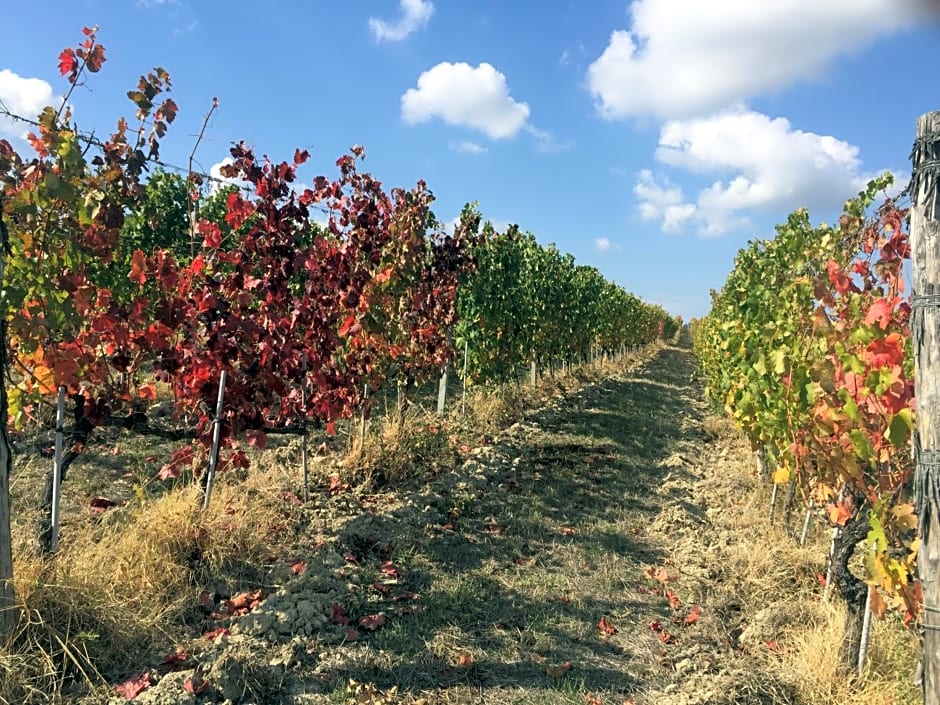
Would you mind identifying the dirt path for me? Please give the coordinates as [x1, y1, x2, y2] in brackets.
[99, 339, 813, 705]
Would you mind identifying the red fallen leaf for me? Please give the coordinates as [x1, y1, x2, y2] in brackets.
[561, 526, 576, 536]
[89, 496, 118, 512]
[546, 661, 572, 677]
[114, 672, 151, 698]
[766, 640, 779, 652]
[330, 602, 349, 626]
[359, 613, 386, 631]
[658, 630, 675, 644]
[290, 560, 307, 575]
[598, 616, 618, 635]
[664, 589, 682, 610]
[458, 653, 474, 666]
[392, 591, 418, 602]
[371, 581, 391, 596]
[202, 627, 231, 640]
[585, 695, 602, 705]
[183, 676, 209, 694]
[343, 552, 359, 565]
[282, 491, 302, 506]
[225, 589, 266, 615]
[683, 604, 701, 626]
[158, 646, 189, 673]
[327, 475, 349, 496]
[441, 523, 454, 531]
[816, 573, 827, 587]
[380, 561, 399, 578]
[643, 566, 676, 584]
[345, 628, 359, 641]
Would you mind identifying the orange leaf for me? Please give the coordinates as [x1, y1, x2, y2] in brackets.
[458, 653, 474, 666]
[598, 616, 618, 635]
[129, 248, 148, 285]
[683, 604, 701, 626]
[359, 613, 386, 631]
[138, 383, 157, 400]
[664, 589, 682, 610]
[546, 661, 572, 677]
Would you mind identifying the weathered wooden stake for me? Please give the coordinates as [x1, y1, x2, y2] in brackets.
[201, 370, 227, 511]
[461, 340, 469, 415]
[799, 506, 813, 546]
[437, 369, 448, 416]
[49, 387, 66, 552]
[857, 548, 877, 677]
[359, 384, 369, 452]
[910, 110, 940, 704]
[300, 386, 309, 503]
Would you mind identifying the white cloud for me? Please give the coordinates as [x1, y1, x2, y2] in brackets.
[369, 0, 434, 42]
[586, 0, 931, 120]
[525, 125, 570, 154]
[634, 170, 697, 232]
[0, 70, 56, 139]
[450, 140, 487, 154]
[594, 237, 622, 252]
[402, 62, 530, 140]
[634, 107, 905, 236]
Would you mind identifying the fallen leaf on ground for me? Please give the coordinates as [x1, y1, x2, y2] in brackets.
[546, 661, 572, 677]
[359, 613, 386, 631]
[114, 673, 151, 699]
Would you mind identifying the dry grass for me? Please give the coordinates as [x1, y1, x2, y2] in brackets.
[696, 418, 921, 705]
[0, 461, 305, 704]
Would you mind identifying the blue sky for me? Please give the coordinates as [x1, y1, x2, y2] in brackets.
[1, 0, 939, 321]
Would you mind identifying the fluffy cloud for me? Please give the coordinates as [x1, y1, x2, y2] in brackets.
[450, 140, 487, 154]
[594, 237, 623, 252]
[634, 108, 905, 236]
[633, 171, 697, 232]
[402, 62, 531, 139]
[369, 0, 434, 42]
[587, 0, 931, 120]
[0, 69, 56, 139]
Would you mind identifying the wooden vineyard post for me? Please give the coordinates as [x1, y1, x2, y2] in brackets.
[437, 369, 448, 416]
[0, 208, 15, 638]
[300, 386, 309, 503]
[910, 110, 940, 704]
[461, 340, 469, 416]
[359, 384, 369, 452]
[49, 387, 66, 552]
[799, 505, 813, 546]
[201, 370, 227, 511]
[530, 360, 537, 387]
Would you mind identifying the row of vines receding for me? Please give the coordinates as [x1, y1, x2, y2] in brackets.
[690, 175, 917, 672]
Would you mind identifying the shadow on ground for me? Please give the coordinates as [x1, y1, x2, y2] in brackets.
[304, 342, 708, 701]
